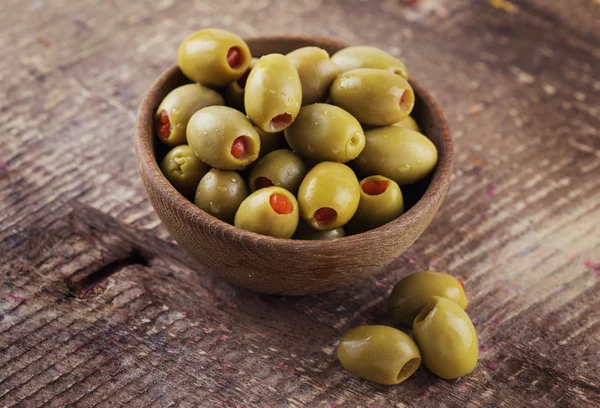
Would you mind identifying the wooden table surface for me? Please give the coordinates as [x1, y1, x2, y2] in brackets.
[2, 0, 600, 406]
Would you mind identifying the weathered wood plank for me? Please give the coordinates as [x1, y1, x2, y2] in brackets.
[1, 0, 599, 406]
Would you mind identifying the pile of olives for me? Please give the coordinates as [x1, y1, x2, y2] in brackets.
[157, 28, 439, 239]
[337, 271, 478, 384]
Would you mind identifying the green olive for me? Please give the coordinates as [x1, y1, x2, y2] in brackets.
[284, 103, 365, 163]
[244, 54, 302, 133]
[388, 271, 468, 326]
[293, 222, 345, 240]
[337, 325, 421, 385]
[392, 115, 421, 132]
[354, 127, 438, 185]
[330, 68, 415, 126]
[286, 47, 339, 105]
[177, 28, 252, 86]
[194, 169, 248, 223]
[155, 84, 224, 146]
[234, 187, 299, 238]
[249, 149, 307, 194]
[257, 127, 284, 159]
[186, 106, 260, 170]
[160, 145, 209, 199]
[413, 296, 478, 380]
[223, 57, 258, 112]
[330, 45, 408, 79]
[347, 175, 404, 233]
[297, 162, 360, 230]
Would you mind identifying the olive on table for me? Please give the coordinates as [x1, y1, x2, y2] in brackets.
[286, 47, 339, 105]
[224, 57, 258, 112]
[346, 175, 404, 233]
[234, 186, 299, 238]
[194, 169, 248, 224]
[293, 222, 345, 240]
[177, 28, 252, 86]
[413, 296, 478, 380]
[388, 271, 468, 326]
[160, 145, 209, 199]
[331, 45, 409, 79]
[244, 54, 302, 133]
[284, 103, 365, 163]
[354, 127, 438, 185]
[330, 68, 415, 126]
[249, 149, 307, 194]
[297, 162, 360, 230]
[155, 84, 224, 146]
[186, 106, 260, 170]
[337, 325, 421, 385]
[392, 115, 421, 133]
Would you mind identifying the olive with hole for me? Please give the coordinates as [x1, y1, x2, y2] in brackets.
[331, 45, 409, 79]
[284, 103, 365, 163]
[234, 186, 299, 238]
[177, 28, 252, 86]
[160, 145, 210, 199]
[286, 47, 339, 105]
[186, 106, 260, 170]
[194, 169, 248, 224]
[249, 149, 307, 194]
[293, 222, 345, 240]
[155, 84, 224, 146]
[297, 162, 360, 230]
[244, 54, 302, 133]
[224, 57, 258, 112]
[330, 68, 415, 126]
[413, 296, 478, 380]
[392, 115, 421, 132]
[347, 175, 404, 233]
[388, 271, 468, 326]
[354, 127, 438, 185]
[337, 325, 421, 385]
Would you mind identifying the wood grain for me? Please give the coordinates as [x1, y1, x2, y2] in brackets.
[1, 0, 599, 406]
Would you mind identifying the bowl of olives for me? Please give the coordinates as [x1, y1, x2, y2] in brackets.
[135, 30, 453, 295]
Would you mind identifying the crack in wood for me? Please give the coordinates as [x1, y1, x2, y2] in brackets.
[65, 250, 150, 299]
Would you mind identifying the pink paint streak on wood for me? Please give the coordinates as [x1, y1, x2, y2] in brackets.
[584, 260, 600, 276]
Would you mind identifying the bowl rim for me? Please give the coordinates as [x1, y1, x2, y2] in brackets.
[135, 35, 453, 249]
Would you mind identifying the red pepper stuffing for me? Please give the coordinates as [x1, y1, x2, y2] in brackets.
[362, 180, 389, 196]
[269, 113, 292, 131]
[227, 46, 243, 69]
[314, 207, 337, 224]
[270, 194, 293, 215]
[231, 136, 247, 159]
[157, 110, 171, 139]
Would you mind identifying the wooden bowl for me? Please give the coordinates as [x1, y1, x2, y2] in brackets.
[135, 35, 453, 295]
